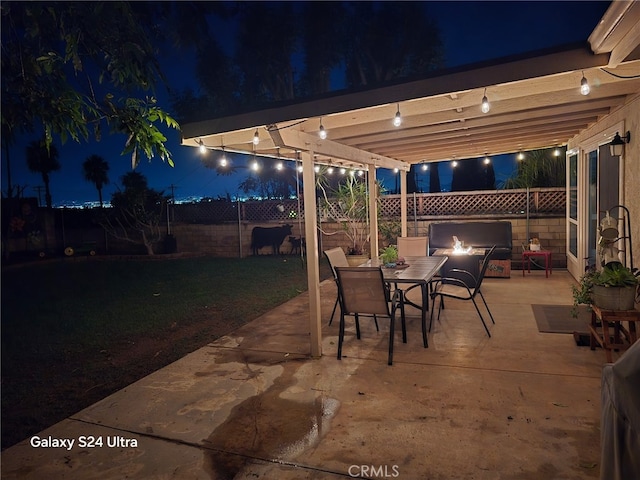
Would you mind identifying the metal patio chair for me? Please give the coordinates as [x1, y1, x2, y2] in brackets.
[335, 266, 405, 365]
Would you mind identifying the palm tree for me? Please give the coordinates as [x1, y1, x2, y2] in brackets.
[25, 139, 61, 208]
[82, 154, 110, 207]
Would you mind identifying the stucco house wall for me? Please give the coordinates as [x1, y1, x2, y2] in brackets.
[567, 94, 640, 268]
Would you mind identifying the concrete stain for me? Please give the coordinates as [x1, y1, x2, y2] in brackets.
[202, 350, 340, 479]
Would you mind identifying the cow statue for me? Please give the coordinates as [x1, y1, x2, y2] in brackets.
[251, 224, 293, 256]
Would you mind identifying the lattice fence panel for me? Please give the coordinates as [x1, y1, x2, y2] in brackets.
[170, 188, 565, 224]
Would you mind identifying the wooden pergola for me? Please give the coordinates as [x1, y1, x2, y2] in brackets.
[182, 2, 640, 357]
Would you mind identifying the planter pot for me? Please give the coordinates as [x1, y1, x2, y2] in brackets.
[346, 254, 369, 267]
[592, 285, 637, 311]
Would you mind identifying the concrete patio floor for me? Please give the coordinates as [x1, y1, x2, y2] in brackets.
[1, 270, 608, 479]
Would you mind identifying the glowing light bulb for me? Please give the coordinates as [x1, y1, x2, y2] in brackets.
[481, 95, 490, 114]
[580, 74, 590, 96]
[393, 110, 401, 127]
[252, 130, 260, 145]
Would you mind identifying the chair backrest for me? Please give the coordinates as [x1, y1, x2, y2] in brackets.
[474, 245, 497, 293]
[324, 247, 349, 279]
[397, 236, 428, 257]
[335, 267, 390, 316]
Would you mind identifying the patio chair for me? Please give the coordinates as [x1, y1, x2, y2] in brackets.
[324, 248, 380, 330]
[396, 235, 434, 300]
[335, 266, 405, 365]
[429, 246, 497, 337]
[397, 236, 428, 257]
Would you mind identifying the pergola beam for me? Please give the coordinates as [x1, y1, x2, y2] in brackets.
[271, 127, 410, 171]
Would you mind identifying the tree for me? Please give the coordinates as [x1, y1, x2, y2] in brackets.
[299, 2, 349, 95]
[171, 2, 443, 120]
[82, 155, 110, 208]
[504, 148, 566, 188]
[25, 139, 60, 208]
[100, 172, 167, 255]
[429, 163, 442, 193]
[235, 2, 299, 103]
[343, 2, 443, 87]
[1, 2, 179, 169]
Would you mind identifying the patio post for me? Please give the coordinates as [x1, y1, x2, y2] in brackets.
[368, 165, 379, 259]
[301, 150, 322, 358]
[400, 170, 408, 237]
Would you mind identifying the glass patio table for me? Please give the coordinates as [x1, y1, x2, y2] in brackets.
[361, 255, 448, 348]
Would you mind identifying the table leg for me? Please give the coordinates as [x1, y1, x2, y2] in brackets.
[545, 253, 549, 278]
[421, 283, 428, 348]
[398, 290, 407, 344]
[522, 253, 525, 277]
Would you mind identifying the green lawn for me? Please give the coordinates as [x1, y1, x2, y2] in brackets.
[1, 255, 331, 450]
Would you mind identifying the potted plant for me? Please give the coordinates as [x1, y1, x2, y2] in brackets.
[380, 245, 399, 267]
[572, 262, 639, 316]
[318, 173, 375, 265]
[529, 237, 541, 251]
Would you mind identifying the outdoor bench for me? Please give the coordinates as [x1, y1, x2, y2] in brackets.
[428, 221, 512, 277]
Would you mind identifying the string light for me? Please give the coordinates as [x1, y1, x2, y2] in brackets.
[253, 129, 260, 145]
[421, 163, 428, 171]
[517, 152, 525, 161]
[580, 71, 590, 96]
[393, 104, 402, 127]
[198, 140, 207, 155]
[452, 160, 458, 168]
[319, 118, 327, 139]
[481, 88, 490, 113]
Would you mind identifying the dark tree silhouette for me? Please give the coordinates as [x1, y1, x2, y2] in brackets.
[25, 139, 60, 208]
[82, 155, 110, 207]
[343, 2, 442, 87]
[484, 162, 496, 190]
[429, 163, 441, 193]
[101, 172, 167, 255]
[299, 2, 348, 95]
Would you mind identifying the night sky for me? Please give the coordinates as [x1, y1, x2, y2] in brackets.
[2, 1, 610, 207]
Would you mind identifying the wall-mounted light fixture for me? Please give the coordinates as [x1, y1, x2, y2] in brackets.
[393, 104, 402, 127]
[609, 131, 631, 157]
[481, 89, 490, 114]
[580, 71, 590, 96]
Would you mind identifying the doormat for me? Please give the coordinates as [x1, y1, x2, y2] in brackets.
[531, 304, 591, 334]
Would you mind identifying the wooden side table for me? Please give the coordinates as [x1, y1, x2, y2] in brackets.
[522, 249, 552, 278]
[589, 304, 640, 362]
